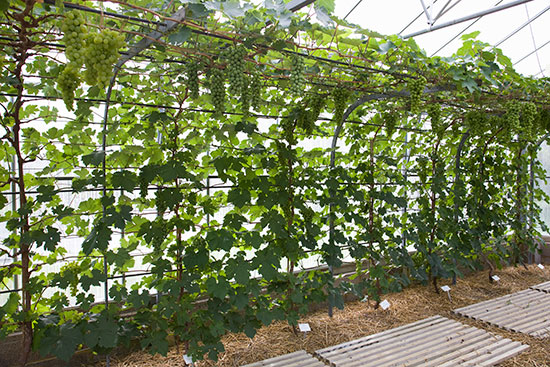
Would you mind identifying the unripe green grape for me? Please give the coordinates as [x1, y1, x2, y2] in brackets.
[505, 100, 521, 135]
[186, 61, 201, 100]
[427, 103, 442, 135]
[84, 29, 125, 88]
[57, 62, 81, 110]
[464, 110, 488, 137]
[61, 10, 88, 67]
[222, 45, 247, 96]
[249, 71, 262, 110]
[408, 76, 426, 115]
[332, 86, 350, 123]
[289, 54, 306, 95]
[208, 67, 226, 116]
[383, 111, 398, 137]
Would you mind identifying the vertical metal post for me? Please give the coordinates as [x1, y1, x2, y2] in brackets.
[452, 131, 469, 284]
[401, 131, 410, 249]
[11, 156, 18, 294]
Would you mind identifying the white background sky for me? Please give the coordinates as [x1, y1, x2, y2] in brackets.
[331, 0, 550, 77]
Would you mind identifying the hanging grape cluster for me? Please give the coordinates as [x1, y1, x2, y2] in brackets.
[61, 10, 88, 66]
[408, 76, 426, 115]
[464, 110, 489, 137]
[332, 87, 350, 123]
[208, 67, 226, 116]
[383, 111, 398, 137]
[240, 75, 251, 115]
[427, 103, 442, 136]
[84, 29, 125, 88]
[289, 54, 306, 95]
[504, 100, 521, 135]
[520, 102, 537, 141]
[186, 61, 201, 100]
[57, 11, 126, 110]
[57, 64, 81, 109]
[249, 71, 262, 110]
[222, 45, 247, 95]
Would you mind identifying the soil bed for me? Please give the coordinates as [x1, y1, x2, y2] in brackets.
[101, 265, 550, 367]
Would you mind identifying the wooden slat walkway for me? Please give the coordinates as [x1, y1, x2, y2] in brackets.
[241, 350, 326, 367]
[530, 281, 550, 293]
[314, 315, 527, 367]
[453, 289, 550, 338]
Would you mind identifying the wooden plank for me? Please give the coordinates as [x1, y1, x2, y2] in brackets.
[453, 289, 550, 339]
[241, 350, 325, 367]
[315, 316, 527, 367]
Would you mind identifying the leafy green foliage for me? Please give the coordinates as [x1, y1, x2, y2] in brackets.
[1, 1, 549, 366]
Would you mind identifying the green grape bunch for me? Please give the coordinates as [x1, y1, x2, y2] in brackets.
[408, 76, 426, 115]
[427, 103, 442, 135]
[332, 86, 350, 123]
[504, 100, 522, 135]
[249, 70, 262, 110]
[57, 63, 81, 110]
[289, 54, 306, 95]
[186, 61, 201, 100]
[84, 29, 125, 88]
[464, 110, 488, 137]
[309, 91, 326, 121]
[208, 67, 226, 116]
[521, 102, 538, 141]
[241, 75, 251, 115]
[383, 111, 398, 137]
[61, 10, 89, 66]
[222, 45, 247, 95]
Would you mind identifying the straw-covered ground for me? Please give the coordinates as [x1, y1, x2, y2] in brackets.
[101, 264, 550, 367]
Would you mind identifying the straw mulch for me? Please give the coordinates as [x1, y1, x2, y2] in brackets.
[100, 264, 550, 367]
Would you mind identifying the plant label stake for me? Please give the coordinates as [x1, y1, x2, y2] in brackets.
[183, 354, 193, 366]
[441, 285, 452, 302]
[380, 299, 390, 310]
[538, 264, 545, 270]
[298, 322, 311, 338]
[491, 275, 500, 283]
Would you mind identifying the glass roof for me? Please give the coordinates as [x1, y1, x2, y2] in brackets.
[332, 0, 550, 77]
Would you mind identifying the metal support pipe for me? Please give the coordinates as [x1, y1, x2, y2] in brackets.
[403, 0, 533, 39]
[528, 133, 550, 264]
[98, 8, 187, 366]
[513, 38, 550, 66]
[327, 85, 453, 317]
[494, 4, 550, 47]
[452, 131, 469, 285]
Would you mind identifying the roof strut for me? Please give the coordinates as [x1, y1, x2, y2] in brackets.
[403, 0, 533, 39]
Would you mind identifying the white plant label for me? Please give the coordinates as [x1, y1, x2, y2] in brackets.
[440, 285, 451, 292]
[538, 264, 545, 270]
[492, 275, 500, 282]
[298, 323, 311, 332]
[183, 354, 193, 365]
[380, 299, 390, 310]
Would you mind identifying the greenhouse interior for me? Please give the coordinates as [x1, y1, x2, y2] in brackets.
[1, 0, 550, 366]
